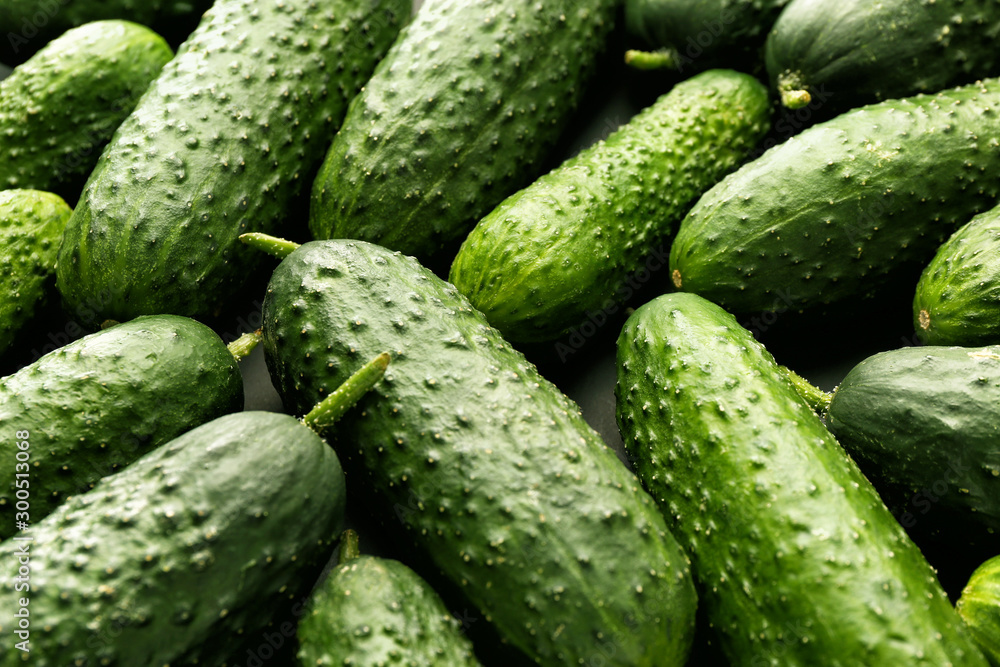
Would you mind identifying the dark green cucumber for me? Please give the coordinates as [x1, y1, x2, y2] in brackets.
[670, 78, 1000, 314]
[297, 530, 481, 667]
[957, 555, 1000, 665]
[0, 315, 243, 540]
[766, 0, 1000, 114]
[261, 239, 698, 666]
[825, 345, 1000, 553]
[914, 206, 1000, 345]
[615, 292, 987, 665]
[0, 411, 345, 667]
[309, 0, 618, 259]
[449, 69, 769, 343]
[0, 20, 172, 198]
[0, 190, 72, 355]
[55, 0, 408, 323]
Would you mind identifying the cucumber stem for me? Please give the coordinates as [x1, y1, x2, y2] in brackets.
[624, 49, 678, 71]
[302, 352, 391, 432]
[99, 319, 120, 330]
[338, 529, 361, 563]
[227, 329, 262, 361]
[783, 367, 832, 414]
[777, 72, 811, 109]
[239, 232, 300, 259]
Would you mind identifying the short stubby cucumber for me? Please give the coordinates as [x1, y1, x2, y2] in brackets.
[0, 315, 243, 539]
[914, 206, 1000, 345]
[297, 530, 482, 667]
[56, 0, 408, 322]
[450, 69, 769, 343]
[0, 189, 72, 355]
[670, 79, 1000, 314]
[825, 345, 1000, 552]
[766, 0, 1000, 113]
[0, 411, 346, 667]
[957, 555, 1000, 665]
[261, 239, 698, 666]
[310, 0, 618, 259]
[0, 20, 172, 197]
[615, 292, 987, 665]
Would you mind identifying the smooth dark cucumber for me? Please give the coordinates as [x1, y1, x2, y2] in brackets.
[56, 0, 408, 323]
[957, 556, 1000, 665]
[309, 0, 618, 259]
[450, 69, 769, 343]
[615, 292, 987, 665]
[670, 78, 1000, 314]
[261, 239, 698, 666]
[0, 315, 243, 540]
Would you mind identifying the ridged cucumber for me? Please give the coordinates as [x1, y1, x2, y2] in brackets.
[449, 69, 770, 343]
[615, 292, 987, 665]
[957, 555, 1000, 665]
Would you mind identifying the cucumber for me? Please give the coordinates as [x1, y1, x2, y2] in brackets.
[670, 78, 1000, 315]
[615, 292, 987, 665]
[0, 315, 243, 540]
[55, 0, 408, 323]
[0, 20, 173, 198]
[297, 530, 482, 667]
[449, 69, 770, 343]
[957, 555, 1000, 665]
[309, 0, 618, 259]
[258, 238, 698, 666]
[0, 411, 346, 667]
[0, 190, 72, 355]
[766, 0, 1000, 113]
[825, 344, 1000, 553]
[914, 206, 1000, 345]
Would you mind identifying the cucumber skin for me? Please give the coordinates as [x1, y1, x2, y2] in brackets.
[0, 190, 72, 355]
[670, 79, 1000, 314]
[450, 69, 770, 343]
[310, 0, 618, 259]
[914, 207, 1000, 345]
[263, 240, 698, 666]
[766, 0, 1000, 115]
[56, 0, 408, 323]
[0, 21, 172, 197]
[825, 345, 1000, 552]
[615, 292, 987, 666]
[0, 315, 243, 540]
[957, 556, 1000, 666]
[0, 412, 345, 667]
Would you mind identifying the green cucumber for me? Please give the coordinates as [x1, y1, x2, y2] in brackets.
[55, 0, 408, 323]
[0, 190, 72, 355]
[957, 555, 1000, 665]
[309, 0, 618, 259]
[258, 238, 698, 666]
[914, 206, 1000, 345]
[0, 315, 243, 540]
[0, 20, 173, 198]
[670, 78, 1000, 315]
[825, 344, 1000, 553]
[766, 0, 1000, 113]
[615, 292, 987, 665]
[297, 530, 482, 667]
[449, 69, 770, 343]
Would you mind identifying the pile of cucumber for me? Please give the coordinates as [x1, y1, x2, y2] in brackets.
[2, 0, 1000, 664]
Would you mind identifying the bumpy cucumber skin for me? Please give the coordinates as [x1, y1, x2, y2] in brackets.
[56, 0, 408, 323]
[615, 292, 987, 666]
[310, 0, 618, 259]
[766, 0, 1000, 115]
[0, 190, 72, 354]
[0, 411, 345, 667]
[297, 554, 481, 667]
[0, 315, 243, 540]
[670, 79, 1000, 314]
[0, 21, 172, 196]
[957, 556, 1000, 665]
[450, 69, 770, 343]
[825, 345, 1000, 551]
[914, 207, 1000, 345]
[263, 240, 698, 667]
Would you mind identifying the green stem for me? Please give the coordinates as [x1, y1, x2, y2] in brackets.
[777, 72, 811, 109]
[227, 330, 262, 361]
[338, 529, 360, 563]
[783, 367, 832, 415]
[624, 48, 678, 71]
[239, 233, 300, 259]
[302, 352, 391, 432]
